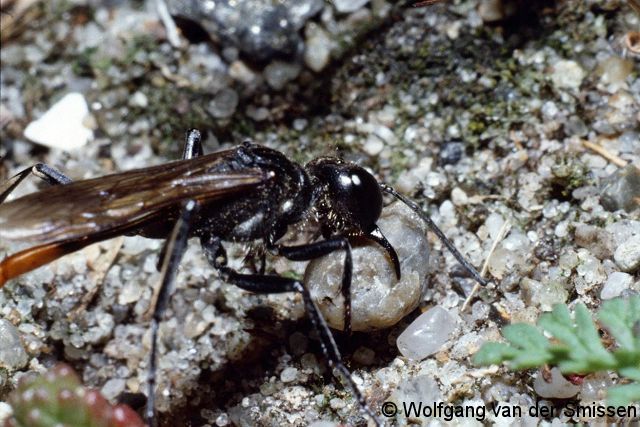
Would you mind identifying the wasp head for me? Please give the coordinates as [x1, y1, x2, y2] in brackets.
[306, 158, 383, 236]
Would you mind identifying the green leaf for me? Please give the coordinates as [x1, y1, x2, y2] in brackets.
[599, 296, 640, 352]
[607, 383, 640, 406]
[473, 296, 640, 404]
[619, 367, 640, 382]
[539, 306, 584, 356]
[473, 342, 519, 365]
[502, 323, 549, 350]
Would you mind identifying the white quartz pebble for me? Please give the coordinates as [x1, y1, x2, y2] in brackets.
[397, 306, 457, 360]
[24, 92, 93, 150]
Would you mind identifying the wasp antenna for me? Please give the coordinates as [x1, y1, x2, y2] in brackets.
[380, 184, 489, 287]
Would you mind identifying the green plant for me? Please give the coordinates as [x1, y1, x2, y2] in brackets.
[5, 363, 146, 427]
[474, 296, 640, 406]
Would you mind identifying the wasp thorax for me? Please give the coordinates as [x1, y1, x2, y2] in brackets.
[306, 158, 383, 235]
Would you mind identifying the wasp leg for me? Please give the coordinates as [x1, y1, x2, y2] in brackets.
[367, 225, 401, 280]
[268, 237, 353, 335]
[0, 164, 72, 203]
[380, 183, 489, 287]
[200, 235, 228, 268]
[146, 199, 198, 427]
[182, 128, 204, 160]
[217, 268, 381, 427]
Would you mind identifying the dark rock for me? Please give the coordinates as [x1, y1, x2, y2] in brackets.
[601, 164, 640, 213]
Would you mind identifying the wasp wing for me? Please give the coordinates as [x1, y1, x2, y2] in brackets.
[0, 150, 267, 244]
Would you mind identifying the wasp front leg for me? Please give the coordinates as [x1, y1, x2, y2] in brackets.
[267, 237, 354, 334]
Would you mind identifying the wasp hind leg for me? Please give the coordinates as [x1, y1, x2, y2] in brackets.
[216, 267, 381, 427]
[0, 163, 72, 203]
[146, 199, 198, 427]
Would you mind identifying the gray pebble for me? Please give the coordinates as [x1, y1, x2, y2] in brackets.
[0, 319, 28, 370]
[601, 165, 640, 213]
[264, 61, 302, 90]
[614, 235, 640, 273]
[600, 272, 633, 299]
[574, 224, 614, 260]
[305, 201, 429, 331]
[207, 88, 239, 119]
[333, 0, 370, 14]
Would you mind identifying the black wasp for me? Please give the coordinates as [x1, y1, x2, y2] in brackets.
[0, 129, 487, 426]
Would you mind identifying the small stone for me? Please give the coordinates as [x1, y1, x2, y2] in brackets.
[293, 118, 307, 131]
[564, 115, 588, 137]
[288, 0, 323, 29]
[371, 124, 397, 145]
[101, 377, 126, 400]
[601, 165, 640, 213]
[305, 202, 429, 331]
[488, 231, 532, 280]
[129, 91, 148, 108]
[484, 212, 506, 241]
[216, 413, 230, 426]
[0, 319, 28, 370]
[246, 105, 270, 121]
[229, 60, 259, 86]
[438, 141, 464, 165]
[396, 306, 457, 360]
[391, 375, 442, 409]
[280, 367, 298, 383]
[550, 59, 585, 90]
[574, 224, 614, 260]
[171, 0, 301, 61]
[207, 88, 239, 119]
[600, 272, 633, 299]
[580, 373, 612, 402]
[596, 56, 634, 86]
[533, 367, 580, 399]
[118, 281, 144, 305]
[576, 250, 606, 286]
[541, 100, 559, 119]
[333, 0, 369, 13]
[478, 0, 506, 22]
[363, 135, 384, 156]
[520, 277, 568, 311]
[329, 397, 345, 409]
[304, 24, 331, 72]
[450, 187, 468, 206]
[353, 346, 375, 365]
[0, 402, 12, 422]
[309, 422, 338, 427]
[395, 157, 432, 194]
[24, 92, 93, 150]
[614, 235, 640, 273]
[264, 61, 301, 90]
